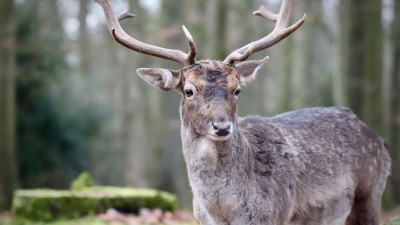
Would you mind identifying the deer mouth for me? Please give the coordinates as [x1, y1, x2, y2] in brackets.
[207, 133, 231, 141]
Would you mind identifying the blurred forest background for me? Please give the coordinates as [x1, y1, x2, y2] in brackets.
[0, 0, 399, 211]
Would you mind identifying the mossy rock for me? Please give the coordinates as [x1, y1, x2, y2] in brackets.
[12, 186, 177, 223]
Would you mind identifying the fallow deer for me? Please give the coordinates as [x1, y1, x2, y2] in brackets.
[96, 0, 391, 224]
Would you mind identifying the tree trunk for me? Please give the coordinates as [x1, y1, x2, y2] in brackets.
[280, 35, 293, 112]
[332, 2, 346, 106]
[214, 0, 228, 59]
[361, 1, 383, 135]
[340, 0, 384, 134]
[291, 0, 319, 108]
[389, 0, 400, 204]
[0, 0, 19, 209]
[340, 0, 391, 208]
[79, 0, 90, 75]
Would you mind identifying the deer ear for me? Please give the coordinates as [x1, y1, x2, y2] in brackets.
[137, 68, 180, 91]
[236, 56, 269, 85]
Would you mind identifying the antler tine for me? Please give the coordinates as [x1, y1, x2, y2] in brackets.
[182, 25, 197, 65]
[253, 5, 277, 22]
[96, 0, 196, 66]
[117, 9, 135, 21]
[224, 0, 306, 65]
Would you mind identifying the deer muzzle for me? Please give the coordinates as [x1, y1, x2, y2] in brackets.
[212, 122, 232, 136]
[207, 112, 233, 141]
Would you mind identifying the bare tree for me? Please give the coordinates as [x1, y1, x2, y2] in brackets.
[340, 0, 384, 135]
[389, 0, 400, 204]
[0, 0, 18, 209]
[79, 0, 90, 75]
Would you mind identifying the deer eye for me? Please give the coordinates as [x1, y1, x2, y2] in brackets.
[183, 83, 196, 98]
[234, 88, 241, 96]
[184, 89, 194, 97]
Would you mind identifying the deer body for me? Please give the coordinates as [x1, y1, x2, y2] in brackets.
[96, 0, 391, 224]
[175, 61, 390, 225]
[182, 105, 390, 225]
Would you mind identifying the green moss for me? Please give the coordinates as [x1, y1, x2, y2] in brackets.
[11, 187, 177, 223]
[70, 172, 95, 191]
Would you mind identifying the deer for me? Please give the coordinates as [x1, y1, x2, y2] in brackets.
[96, 0, 391, 224]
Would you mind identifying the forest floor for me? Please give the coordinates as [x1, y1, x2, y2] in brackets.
[0, 208, 399, 225]
[0, 209, 198, 225]
[381, 207, 400, 224]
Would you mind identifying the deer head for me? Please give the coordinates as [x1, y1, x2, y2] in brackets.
[136, 59, 270, 141]
[96, 0, 306, 141]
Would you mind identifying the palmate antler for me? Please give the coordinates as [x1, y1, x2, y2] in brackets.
[224, 0, 306, 65]
[95, 0, 197, 66]
[96, 0, 305, 67]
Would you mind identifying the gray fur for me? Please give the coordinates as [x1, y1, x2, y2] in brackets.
[139, 60, 391, 225]
[183, 107, 390, 225]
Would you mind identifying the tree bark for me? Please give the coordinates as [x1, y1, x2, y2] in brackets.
[389, 0, 400, 204]
[214, 0, 228, 59]
[291, 0, 321, 108]
[340, 0, 384, 134]
[280, 35, 293, 112]
[0, 0, 19, 209]
[340, 0, 392, 208]
[79, 0, 90, 75]
[361, 1, 383, 135]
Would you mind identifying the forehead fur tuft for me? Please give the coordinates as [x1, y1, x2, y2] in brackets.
[181, 60, 240, 89]
[183, 60, 236, 77]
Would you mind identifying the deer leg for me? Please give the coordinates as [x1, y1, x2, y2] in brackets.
[346, 194, 381, 225]
[347, 148, 389, 225]
[193, 197, 216, 225]
[346, 180, 386, 225]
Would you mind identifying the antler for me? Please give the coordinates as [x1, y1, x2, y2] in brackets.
[96, 0, 197, 66]
[224, 0, 306, 65]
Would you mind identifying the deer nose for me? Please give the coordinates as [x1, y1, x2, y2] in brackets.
[212, 122, 231, 136]
[211, 112, 232, 136]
